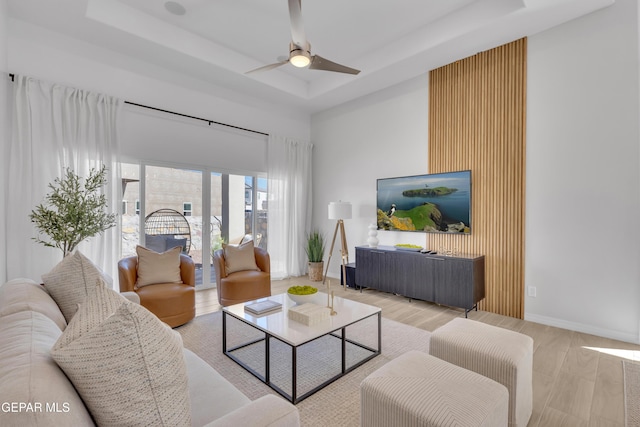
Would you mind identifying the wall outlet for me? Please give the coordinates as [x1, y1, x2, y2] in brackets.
[528, 286, 536, 297]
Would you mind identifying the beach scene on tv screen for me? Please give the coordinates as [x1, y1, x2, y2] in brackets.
[377, 171, 471, 234]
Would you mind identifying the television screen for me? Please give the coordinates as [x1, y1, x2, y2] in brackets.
[377, 170, 471, 234]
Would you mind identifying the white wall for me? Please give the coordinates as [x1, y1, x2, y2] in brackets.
[312, 0, 640, 343]
[311, 75, 429, 278]
[525, 0, 640, 343]
[0, 0, 9, 283]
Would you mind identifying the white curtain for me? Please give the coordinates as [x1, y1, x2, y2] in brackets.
[6, 75, 122, 282]
[267, 134, 313, 279]
[0, 74, 10, 284]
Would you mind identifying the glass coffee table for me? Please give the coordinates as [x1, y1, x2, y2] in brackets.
[222, 292, 381, 403]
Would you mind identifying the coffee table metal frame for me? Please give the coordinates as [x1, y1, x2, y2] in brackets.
[222, 293, 381, 404]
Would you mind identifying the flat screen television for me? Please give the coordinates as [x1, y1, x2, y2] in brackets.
[377, 170, 471, 234]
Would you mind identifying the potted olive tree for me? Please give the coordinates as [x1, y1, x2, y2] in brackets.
[305, 230, 325, 281]
[29, 165, 117, 257]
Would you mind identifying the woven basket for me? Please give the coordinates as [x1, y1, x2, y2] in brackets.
[308, 261, 324, 282]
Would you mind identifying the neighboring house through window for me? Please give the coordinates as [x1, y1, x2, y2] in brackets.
[183, 202, 192, 217]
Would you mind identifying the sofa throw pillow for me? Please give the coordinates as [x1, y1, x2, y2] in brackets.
[42, 250, 111, 323]
[136, 245, 183, 287]
[51, 291, 192, 427]
[223, 240, 259, 274]
[54, 279, 125, 349]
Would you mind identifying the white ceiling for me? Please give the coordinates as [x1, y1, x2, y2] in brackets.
[7, 0, 614, 113]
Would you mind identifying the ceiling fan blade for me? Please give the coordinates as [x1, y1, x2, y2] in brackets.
[245, 60, 289, 75]
[288, 0, 307, 47]
[309, 55, 360, 75]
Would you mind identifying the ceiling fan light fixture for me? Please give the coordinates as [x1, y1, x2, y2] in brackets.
[246, 3, 360, 76]
[289, 42, 311, 68]
[290, 54, 310, 68]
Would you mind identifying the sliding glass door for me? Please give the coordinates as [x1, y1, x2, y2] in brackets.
[121, 162, 266, 290]
[121, 163, 140, 258]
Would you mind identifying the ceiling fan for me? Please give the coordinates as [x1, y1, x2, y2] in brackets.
[246, 0, 360, 75]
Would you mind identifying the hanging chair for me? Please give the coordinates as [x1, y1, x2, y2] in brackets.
[144, 208, 191, 254]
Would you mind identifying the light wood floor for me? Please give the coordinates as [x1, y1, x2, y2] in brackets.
[196, 276, 639, 427]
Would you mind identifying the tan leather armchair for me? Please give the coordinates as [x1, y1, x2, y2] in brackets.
[213, 246, 271, 306]
[118, 253, 196, 327]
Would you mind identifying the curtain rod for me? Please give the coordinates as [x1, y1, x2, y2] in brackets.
[124, 101, 269, 137]
[8, 73, 268, 137]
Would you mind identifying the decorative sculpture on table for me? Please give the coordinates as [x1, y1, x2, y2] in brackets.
[367, 223, 379, 248]
[329, 291, 337, 316]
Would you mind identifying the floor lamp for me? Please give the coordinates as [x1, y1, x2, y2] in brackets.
[323, 201, 352, 289]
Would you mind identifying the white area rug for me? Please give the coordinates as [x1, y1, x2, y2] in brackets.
[177, 311, 431, 427]
[624, 360, 640, 427]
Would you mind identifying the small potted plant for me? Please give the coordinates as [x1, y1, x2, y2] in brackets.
[305, 230, 325, 281]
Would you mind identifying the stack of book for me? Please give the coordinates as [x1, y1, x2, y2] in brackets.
[244, 300, 282, 315]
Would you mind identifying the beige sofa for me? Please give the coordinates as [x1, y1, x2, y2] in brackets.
[0, 278, 300, 427]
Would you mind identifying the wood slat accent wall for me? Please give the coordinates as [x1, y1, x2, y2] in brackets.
[428, 38, 527, 318]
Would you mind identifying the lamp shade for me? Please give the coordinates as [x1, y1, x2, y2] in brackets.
[328, 201, 352, 220]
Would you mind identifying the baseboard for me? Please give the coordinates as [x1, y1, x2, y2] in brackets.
[524, 312, 640, 345]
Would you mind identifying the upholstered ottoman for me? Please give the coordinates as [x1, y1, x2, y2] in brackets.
[429, 318, 533, 427]
[360, 350, 508, 427]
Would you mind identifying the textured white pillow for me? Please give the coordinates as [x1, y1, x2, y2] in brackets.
[136, 245, 183, 287]
[223, 240, 259, 274]
[42, 250, 111, 322]
[51, 287, 192, 427]
[54, 279, 125, 348]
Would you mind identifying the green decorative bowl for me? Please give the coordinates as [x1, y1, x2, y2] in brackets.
[287, 285, 318, 305]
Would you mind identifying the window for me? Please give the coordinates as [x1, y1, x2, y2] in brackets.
[245, 187, 252, 207]
[135, 200, 140, 215]
[122, 200, 128, 215]
[183, 202, 192, 217]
